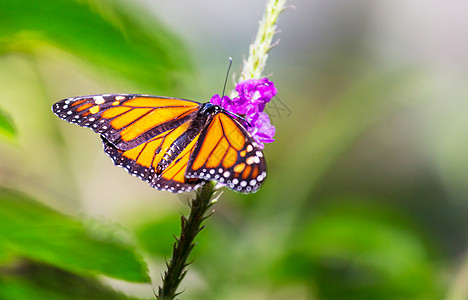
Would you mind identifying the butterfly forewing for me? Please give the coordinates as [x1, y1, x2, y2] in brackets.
[186, 113, 266, 193]
[52, 94, 200, 150]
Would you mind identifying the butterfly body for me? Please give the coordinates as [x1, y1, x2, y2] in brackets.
[52, 94, 266, 193]
[155, 103, 219, 173]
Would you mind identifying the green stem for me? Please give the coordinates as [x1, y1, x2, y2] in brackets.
[156, 182, 216, 300]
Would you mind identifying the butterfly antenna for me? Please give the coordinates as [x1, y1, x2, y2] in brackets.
[221, 57, 233, 98]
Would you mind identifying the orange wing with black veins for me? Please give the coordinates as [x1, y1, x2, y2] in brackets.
[52, 94, 200, 150]
[101, 122, 204, 193]
[186, 113, 267, 193]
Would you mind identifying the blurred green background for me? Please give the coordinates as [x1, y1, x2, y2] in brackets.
[1, 0, 468, 299]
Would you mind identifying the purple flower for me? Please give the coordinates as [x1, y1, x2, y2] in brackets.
[210, 94, 233, 110]
[210, 78, 277, 149]
[232, 78, 277, 115]
[246, 112, 275, 149]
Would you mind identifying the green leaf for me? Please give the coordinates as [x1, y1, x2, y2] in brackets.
[0, 261, 149, 300]
[0, 189, 150, 283]
[0, 108, 17, 142]
[0, 261, 148, 300]
[0, 0, 192, 90]
[274, 196, 441, 300]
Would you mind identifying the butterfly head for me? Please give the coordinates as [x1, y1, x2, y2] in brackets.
[200, 102, 251, 129]
[199, 102, 222, 115]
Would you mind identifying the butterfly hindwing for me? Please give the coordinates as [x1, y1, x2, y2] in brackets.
[100, 124, 204, 193]
[52, 94, 200, 150]
[186, 112, 267, 193]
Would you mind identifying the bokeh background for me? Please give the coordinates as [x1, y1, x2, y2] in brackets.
[1, 0, 468, 299]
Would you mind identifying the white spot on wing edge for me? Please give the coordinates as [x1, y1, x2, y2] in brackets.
[94, 96, 105, 104]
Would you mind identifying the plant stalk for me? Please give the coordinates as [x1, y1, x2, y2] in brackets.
[156, 182, 216, 300]
[234, 0, 287, 85]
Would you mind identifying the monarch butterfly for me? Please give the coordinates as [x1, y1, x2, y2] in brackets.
[52, 94, 266, 193]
